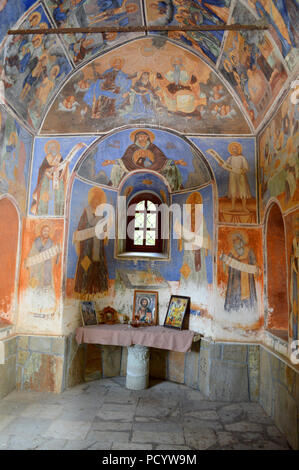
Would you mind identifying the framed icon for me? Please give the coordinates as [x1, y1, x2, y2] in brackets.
[133, 290, 158, 325]
[164, 295, 190, 330]
[80, 301, 98, 326]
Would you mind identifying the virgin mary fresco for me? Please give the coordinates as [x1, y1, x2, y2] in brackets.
[101, 129, 186, 191]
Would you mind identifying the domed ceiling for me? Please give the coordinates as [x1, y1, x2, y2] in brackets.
[0, 0, 297, 135]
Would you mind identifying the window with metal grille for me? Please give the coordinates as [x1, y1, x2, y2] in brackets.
[126, 193, 163, 253]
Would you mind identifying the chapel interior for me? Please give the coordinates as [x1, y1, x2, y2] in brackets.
[0, 0, 298, 451]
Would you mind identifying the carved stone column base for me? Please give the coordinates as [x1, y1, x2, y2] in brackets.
[126, 344, 150, 390]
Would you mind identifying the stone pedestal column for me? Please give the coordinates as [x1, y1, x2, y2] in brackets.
[126, 344, 149, 390]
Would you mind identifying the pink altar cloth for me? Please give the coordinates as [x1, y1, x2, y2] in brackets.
[75, 324, 196, 353]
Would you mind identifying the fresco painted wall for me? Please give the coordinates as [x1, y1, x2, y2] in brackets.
[219, 1, 288, 128]
[0, 0, 37, 44]
[0, 3, 72, 130]
[41, 37, 251, 135]
[29, 135, 97, 217]
[18, 217, 64, 334]
[45, 0, 144, 65]
[248, 0, 299, 71]
[285, 208, 299, 343]
[191, 136, 257, 224]
[77, 128, 211, 192]
[145, 0, 231, 64]
[216, 225, 263, 339]
[64, 174, 215, 336]
[0, 105, 33, 214]
[259, 89, 299, 220]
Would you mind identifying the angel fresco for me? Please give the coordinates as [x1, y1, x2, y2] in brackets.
[101, 129, 186, 191]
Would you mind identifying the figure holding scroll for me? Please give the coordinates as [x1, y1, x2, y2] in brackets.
[207, 142, 252, 213]
[31, 140, 86, 216]
[220, 231, 259, 312]
[174, 191, 212, 289]
[24, 223, 61, 316]
[73, 187, 109, 299]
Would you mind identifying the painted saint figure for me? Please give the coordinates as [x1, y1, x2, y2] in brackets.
[290, 215, 299, 341]
[174, 192, 212, 292]
[136, 297, 152, 323]
[73, 187, 109, 299]
[207, 142, 252, 212]
[83, 57, 136, 119]
[31, 140, 86, 216]
[102, 129, 186, 191]
[24, 223, 61, 316]
[220, 232, 260, 312]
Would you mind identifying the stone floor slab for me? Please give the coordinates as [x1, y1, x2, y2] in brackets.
[0, 379, 291, 450]
[45, 419, 92, 440]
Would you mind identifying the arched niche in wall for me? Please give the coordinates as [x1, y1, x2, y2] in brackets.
[265, 202, 288, 339]
[64, 127, 215, 317]
[0, 196, 20, 324]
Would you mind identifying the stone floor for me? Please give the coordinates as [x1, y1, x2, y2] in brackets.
[0, 378, 291, 450]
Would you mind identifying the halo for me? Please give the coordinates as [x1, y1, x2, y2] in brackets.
[29, 11, 41, 25]
[223, 58, 233, 73]
[87, 187, 107, 206]
[51, 65, 60, 78]
[35, 220, 54, 238]
[110, 57, 124, 68]
[130, 129, 155, 143]
[139, 297, 150, 307]
[228, 141, 242, 154]
[44, 139, 60, 154]
[32, 34, 43, 47]
[126, 3, 138, 13]
[228, 230, 249, 247]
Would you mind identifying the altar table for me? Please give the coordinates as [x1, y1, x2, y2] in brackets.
[76, 324, 201, 390]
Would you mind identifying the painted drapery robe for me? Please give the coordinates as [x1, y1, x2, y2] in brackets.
[221, 244, 258, 312]
[107, 130, 183, 191]
[24, 229, 61, 317]
[73, 205, 108, 299]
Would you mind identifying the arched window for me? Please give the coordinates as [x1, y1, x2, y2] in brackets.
[126, 193, 163, 253]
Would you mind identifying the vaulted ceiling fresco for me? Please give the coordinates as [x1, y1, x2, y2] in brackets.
[0, 0, 297, 134]
[41, 37, 252, 134]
